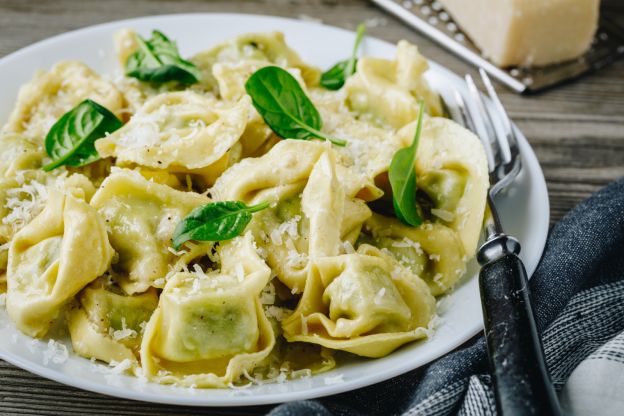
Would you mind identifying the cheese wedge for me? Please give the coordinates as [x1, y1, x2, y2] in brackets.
[439, 0, 600, 67]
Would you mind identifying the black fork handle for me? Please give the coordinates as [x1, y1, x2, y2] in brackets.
[479, 244, 562, 415]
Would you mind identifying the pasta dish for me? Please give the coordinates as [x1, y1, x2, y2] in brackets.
[0, 27, 488, 387]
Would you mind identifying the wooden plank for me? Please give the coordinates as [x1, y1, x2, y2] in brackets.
[0, 0, 622, 414]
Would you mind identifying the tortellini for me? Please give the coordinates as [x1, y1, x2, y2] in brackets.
[345, 40, 442, 128]
[361, 214, 466, 296]
[213, 141, 371, 292]
[68, 281, 158, 364]
[141, 234, 275, 387]
[0, 133, 44, 178]
[282, 244, 436, 357]
[90, 169, 208, 294]
[96, 92, 250, 187]
[191, 32, 321, 91]
[2, 61, 126, 139]
[403, 117, 489, 255]
[6, 189, 113, 337]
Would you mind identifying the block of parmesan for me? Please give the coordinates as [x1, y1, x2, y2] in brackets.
[438, 0, 600, 67]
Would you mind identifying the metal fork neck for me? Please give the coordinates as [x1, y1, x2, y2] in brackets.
[478, 193, 521, 265]
[484, 193, 504, 237]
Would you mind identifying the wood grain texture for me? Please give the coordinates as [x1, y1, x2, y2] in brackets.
[0, 0, 622, 415]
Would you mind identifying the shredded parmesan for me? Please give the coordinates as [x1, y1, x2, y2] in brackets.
[291, 368, 312, 379]
[2, 177, 48, 229]
[392, 237, 424, 255]
[167, 246, 188, 256]
[341, 240, 356, 254]
[111, 317, 137, 341]
[234, 262, 245, 282]
[431, 208, 455, 222]
[323, 374, 344, 385]
[264, 305, 291, 322]
[269, 229, 283, 246]
[42, 339, 69, 365]
[373, 287, 386, 305]
[278, 215, 301, 239]
[433, 273, 445, 288]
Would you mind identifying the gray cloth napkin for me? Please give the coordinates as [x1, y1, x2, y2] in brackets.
[269, 176, 624, 416]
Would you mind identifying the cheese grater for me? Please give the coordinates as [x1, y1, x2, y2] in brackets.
[372, 0, 624, 93]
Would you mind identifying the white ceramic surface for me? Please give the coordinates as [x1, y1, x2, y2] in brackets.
[0, 14, 550, 407]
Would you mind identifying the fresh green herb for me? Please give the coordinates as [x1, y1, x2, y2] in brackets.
[125, 30, 201, 85]
[172, 200, 270, 249]
[244, 66, 347, 147]
[388, 102, 425, 227]
[42, 99, 122, 172]
[320, 23, 366, 90]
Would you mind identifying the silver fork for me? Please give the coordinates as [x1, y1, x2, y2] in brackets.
[452, 69, 562, 416]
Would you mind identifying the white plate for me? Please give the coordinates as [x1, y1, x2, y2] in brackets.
[0, 13, 549, 407]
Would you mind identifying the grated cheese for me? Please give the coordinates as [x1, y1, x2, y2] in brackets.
[264, 305, 291, 322]
[433, 273, 445, 288]
[373, 287, 386, 305]
[341, 240, 356, 254]
[2, 177, 48, 229]
[167, 246, 188, 256]
[42, 339, 69, 365]
[431, 208, 455, 222]
[278, 215, 301, 239]
[323, 374, 344, 385]
[391, 237, 424, 255]
[111, 317, 138, 341]
[90, 359, 135, 376]
[234, 262, 245, 282]
[291, 368, 312, 379]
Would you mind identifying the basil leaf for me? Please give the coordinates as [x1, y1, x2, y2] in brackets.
[388, 102, 425, 227]
[320, 23, 366, 90]
[245, 66, 347, 147]
[42, 99, 122, 172]
[172, 200, 270, 249]
[125, 30, 201, 85]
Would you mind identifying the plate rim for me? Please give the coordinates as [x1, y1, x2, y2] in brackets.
[0, 12, 550, 407]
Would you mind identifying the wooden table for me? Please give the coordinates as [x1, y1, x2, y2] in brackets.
[0, 0, 622, 414]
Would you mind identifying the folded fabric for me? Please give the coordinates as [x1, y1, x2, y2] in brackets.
[269, 176, 624, 416]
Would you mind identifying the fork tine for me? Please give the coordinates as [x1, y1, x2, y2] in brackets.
[479, 68, 517, 164]
[464, 74, 499, 172]
[451, 89, 472, 130]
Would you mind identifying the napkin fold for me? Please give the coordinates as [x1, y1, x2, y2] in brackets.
[269, 176, 624, 416]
